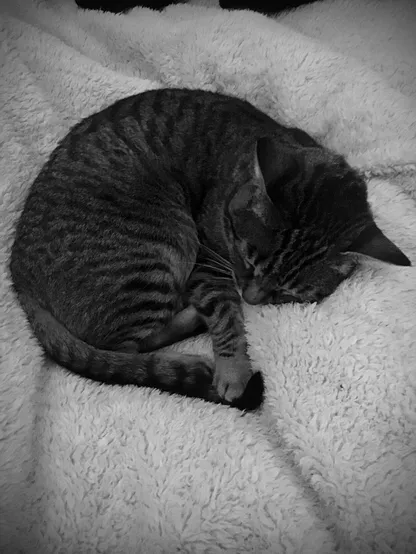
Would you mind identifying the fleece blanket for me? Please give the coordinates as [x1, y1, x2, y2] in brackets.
[1, 0, 415, 552]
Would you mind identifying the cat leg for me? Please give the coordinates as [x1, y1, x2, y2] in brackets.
[186, 255, 259, 405]
[112, 303, 190, 354]
[136, 305, 206, 352]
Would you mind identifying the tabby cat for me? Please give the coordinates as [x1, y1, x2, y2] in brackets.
[9, 88, 410, 409]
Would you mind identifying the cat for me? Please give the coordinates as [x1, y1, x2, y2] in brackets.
[9, 88, 410, 410]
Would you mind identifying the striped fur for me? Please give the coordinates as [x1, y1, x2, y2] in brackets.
[9, 88, 409, 409]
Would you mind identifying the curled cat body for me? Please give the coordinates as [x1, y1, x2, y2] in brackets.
[9, 88, 410, 409]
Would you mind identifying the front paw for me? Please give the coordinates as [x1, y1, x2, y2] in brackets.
[214, 354, 253, 403]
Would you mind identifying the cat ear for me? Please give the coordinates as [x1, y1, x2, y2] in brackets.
[256, 136, 297, 187]
[227, 183, 278, 254]
[227, 140, 292, 252]
[346, 223, 411, 266]
[288, 128, 321, 148]
[256, 129, 320, 187]
[229, 148, 282, 230]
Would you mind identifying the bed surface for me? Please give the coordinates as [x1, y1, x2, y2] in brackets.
[0, 1, 415, 552]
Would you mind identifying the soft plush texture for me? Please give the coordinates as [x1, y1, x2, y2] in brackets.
[0, 0, 415, 552]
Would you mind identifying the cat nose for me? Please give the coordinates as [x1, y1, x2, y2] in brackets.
[242, 283, 266, 305]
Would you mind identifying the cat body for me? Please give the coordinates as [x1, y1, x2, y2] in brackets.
[10, 88, 410, 409]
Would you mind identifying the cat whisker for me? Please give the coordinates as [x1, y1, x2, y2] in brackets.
[194, 262, 233, 276]
[199, 244, 233, 270]
[199, 257, 234, 274]
[207, 276, 234, 283]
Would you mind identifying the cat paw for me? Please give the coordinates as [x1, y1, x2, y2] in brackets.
[214, 355, 253, 403]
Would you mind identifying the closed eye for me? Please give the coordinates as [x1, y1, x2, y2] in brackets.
[268, 291, 300, 305]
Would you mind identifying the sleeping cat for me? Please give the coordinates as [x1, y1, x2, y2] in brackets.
[9, 88, 410, 410]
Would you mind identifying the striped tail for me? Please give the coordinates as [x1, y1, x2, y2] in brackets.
[17, 292, 222, 404]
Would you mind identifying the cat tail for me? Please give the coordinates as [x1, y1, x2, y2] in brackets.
[18, 293, 223, 404]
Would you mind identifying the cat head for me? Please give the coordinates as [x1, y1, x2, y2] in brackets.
[226, 133, 411, 305]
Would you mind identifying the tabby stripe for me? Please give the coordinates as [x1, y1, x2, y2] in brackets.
[263, 243, 288, 276]
[108, 312, 168, 334]
[265, 238, 296, 275]
[196, 293, 237, 320]
[296, 168, 322, 216]
[169, 95, 187, 140]
[210, 316, 235, 338]
[146, 92, 165, 152]
[213, 330, 238, 352]
[98, 225, 178, 246]
[90, 261, 172, 278]
[216, 303, 234, 326]
[93, 272, 173, 291]
[111, 120, 137, 154]
[85, 253, 170, 268]
[169, 359, 187, 388]
[116, 298, 176, 315]
[48, 214, 94, 232]
[123, 118, 149, 156]
[215, 350, 235, 359]
[164, 106, 179, 144]
[111, 278, 174, 299]
[279, 255, 305, 287]
[115, 276, 173, 296]
[181, 109, 201, 166]
[110, 230, 178, 249]
[217, 312, 237, 336]
[115, 287, 176, 304]
[284, 246, 327, 286]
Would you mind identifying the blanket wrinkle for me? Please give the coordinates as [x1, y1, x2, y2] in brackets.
[0, 1, 415, 553]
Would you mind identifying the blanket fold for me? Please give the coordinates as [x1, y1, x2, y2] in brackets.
[1, 1, 415, 552]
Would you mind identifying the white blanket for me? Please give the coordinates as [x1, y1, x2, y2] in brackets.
[1, 0, 415, 552]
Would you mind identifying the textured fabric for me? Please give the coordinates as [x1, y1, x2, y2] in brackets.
[0, 1, 415, 552]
